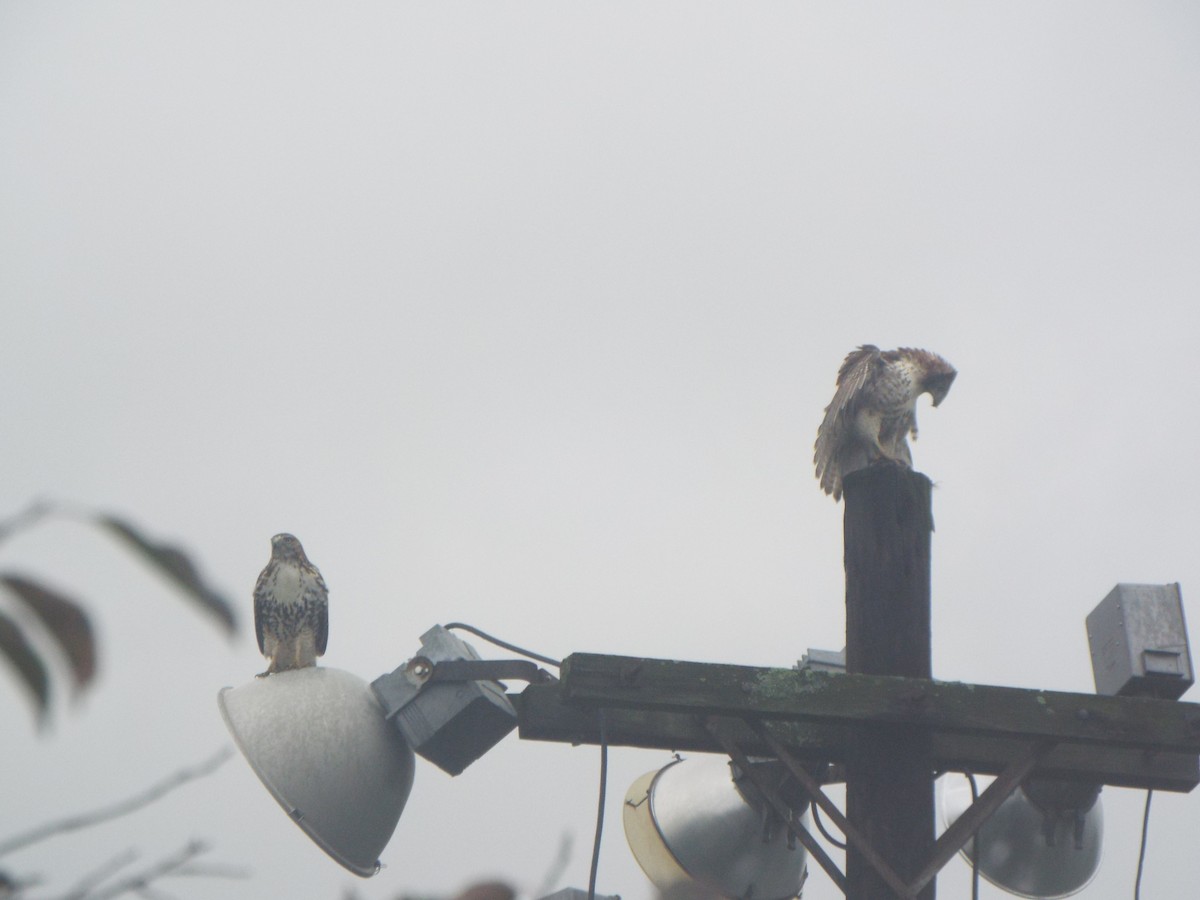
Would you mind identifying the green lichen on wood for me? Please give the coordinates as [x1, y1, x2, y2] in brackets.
[754, 666, 830, 700]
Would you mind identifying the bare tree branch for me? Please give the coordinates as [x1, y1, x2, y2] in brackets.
[60, 850, 138, 900]
[0, 747, 233, 858]
[81, 840, 206, 900]
[531, 831, 572, 900]
[0, 500, 55, 547]
[163, 861, 250, 880]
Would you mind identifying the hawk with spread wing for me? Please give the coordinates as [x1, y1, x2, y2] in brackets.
[814, 345, 956, 500]
[254, 533, 329, 676]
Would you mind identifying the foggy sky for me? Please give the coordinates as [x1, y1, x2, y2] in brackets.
[3, 3, 1200, 898]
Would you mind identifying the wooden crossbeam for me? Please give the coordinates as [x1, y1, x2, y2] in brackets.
[514, 683, 1200, 792]
[558, 653, 1200, 755]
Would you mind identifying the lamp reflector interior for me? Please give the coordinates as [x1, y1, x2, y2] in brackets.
[623, 756, 807, 900]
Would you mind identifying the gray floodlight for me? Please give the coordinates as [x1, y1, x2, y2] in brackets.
[623, 756, 809, 900]
[218, 667, 414, 877]
[219, 627, 546, 876]
[941, 774, 1102, 899]
[371, 625, 519, 775]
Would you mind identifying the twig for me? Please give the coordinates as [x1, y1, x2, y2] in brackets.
[0, 500, 55, 547]
[0, 747, 234, 858]
[60, 849, 139, 900]
[531, 831, 572, 899]
[84, 840, 206, 900]
[162, 860, 250, 880]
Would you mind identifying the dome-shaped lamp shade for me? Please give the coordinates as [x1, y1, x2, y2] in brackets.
[623, 756, 808, 900]
[218, 667, 415, 877]
[941, 775, 1103, 899]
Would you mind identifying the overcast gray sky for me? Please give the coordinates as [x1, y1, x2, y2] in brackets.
[3, 2, 1200, 898]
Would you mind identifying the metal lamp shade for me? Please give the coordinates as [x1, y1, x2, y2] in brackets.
[941, 776, 1102, 899]
[218, 667, 415, 877]
[623, 757, 808, 900]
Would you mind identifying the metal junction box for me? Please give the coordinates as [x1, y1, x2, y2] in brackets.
[1086, 583, 1193, 699]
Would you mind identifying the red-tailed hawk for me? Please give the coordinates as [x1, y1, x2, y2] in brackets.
[814, 345, 956, 500]
[254, 533, 329, 676]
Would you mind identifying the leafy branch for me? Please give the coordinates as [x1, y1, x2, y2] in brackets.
[0, 500, 237, 726]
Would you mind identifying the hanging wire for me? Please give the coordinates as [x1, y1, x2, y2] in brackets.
[443, 622, 562, 667]
[1134, 789, 1153, 899]
[588, 710, 609, 900]
[810, 802, 847, 850]
[965, 773, 980, 900]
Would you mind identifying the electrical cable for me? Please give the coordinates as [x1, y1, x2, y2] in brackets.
[443, 622, 562, 667]
[966, 773, 980, 900]
[1134, 789, 1153, 899]
[588, 710, 609, 900]
[810, 802, 847, 850]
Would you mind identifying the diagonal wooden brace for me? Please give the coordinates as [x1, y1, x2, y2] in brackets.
[753, 721, 914, 898]
[906, 738, 1059, 896]
[705, 717, 848, 895]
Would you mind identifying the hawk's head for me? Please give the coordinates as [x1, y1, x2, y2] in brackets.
[270, 533, 309, 562]
[918, 354, 957, 407]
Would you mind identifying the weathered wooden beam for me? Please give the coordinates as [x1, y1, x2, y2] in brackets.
[559, 653, 1200, 754]
[514, 684, 1200, 791]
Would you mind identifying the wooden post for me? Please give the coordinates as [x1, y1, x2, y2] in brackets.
[843, 464, 936, 899]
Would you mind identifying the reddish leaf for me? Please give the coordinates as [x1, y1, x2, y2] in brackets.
[0, 608, 49, 725]
[0, 573, 96, 691]
[97, 516, 237, 635]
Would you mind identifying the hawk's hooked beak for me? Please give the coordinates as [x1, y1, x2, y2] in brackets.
[926, 372, 956, 407]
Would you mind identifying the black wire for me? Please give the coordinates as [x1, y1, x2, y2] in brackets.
[588, 710, 609, 900]
[1135, 789, 1153, 900]
[810, 802, 847, 850]
[443, 622, 562, 667]
[965, 773, 980, 900]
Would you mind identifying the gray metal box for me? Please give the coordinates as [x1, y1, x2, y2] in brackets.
[372, 625, 517, 776]
[798, 647, 846, 674]
[1086, 583, 1193, 699]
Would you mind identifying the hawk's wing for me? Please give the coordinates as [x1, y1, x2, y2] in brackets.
[814, 345, 881, 497]
[253, 568, 269, 653]
[312, 572, 329, 656]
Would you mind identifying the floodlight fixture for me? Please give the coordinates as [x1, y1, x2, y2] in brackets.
[941, 774, 1103, 899]
[623, 755, 810, 900]
[371, 625, 524, 775]
[218, 666, 414, 876]
[220, 625, 551, 876]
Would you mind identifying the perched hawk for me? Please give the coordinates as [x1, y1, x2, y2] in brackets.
[254, 533, 329, 676]
[814, 345, 956, 500]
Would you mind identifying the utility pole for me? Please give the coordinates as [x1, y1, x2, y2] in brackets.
[843, 465, 935, 899]
[515, 465, 1200, 898]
